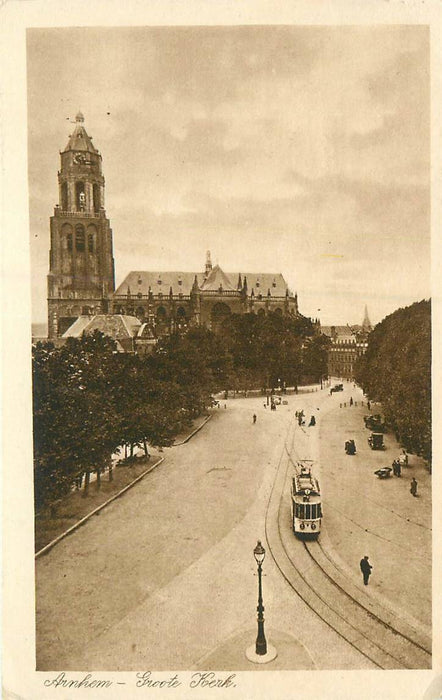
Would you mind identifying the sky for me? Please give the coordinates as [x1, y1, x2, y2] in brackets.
[27, 25, 430, 327]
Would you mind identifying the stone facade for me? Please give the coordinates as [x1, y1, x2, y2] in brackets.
[48, 116, 301, 339]
[322, 307, 373, 379]
[47, 112, 115, 338]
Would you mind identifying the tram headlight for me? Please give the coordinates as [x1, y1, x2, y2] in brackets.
[311, 523, 316, 530]
[300, 522, 305, 530]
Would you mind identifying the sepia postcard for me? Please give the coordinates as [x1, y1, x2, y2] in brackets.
[2, 1, 442, 699]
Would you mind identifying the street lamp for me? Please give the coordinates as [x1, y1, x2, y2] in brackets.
[253, 540, 267, 655]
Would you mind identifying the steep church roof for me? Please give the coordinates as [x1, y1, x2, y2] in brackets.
[240, 273, 288, 297]
[114, 268, 291, 298]
[63, 112, 98, 154]
[200, 264, 236, 291]
[114, 271, 206, 297]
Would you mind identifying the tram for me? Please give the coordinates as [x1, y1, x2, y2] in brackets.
[290, 460, 322, 538]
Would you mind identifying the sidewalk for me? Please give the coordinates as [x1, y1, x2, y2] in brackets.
[317, 385, 431, 634]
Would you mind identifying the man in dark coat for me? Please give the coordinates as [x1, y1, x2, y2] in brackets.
[360, 555, 372, 585]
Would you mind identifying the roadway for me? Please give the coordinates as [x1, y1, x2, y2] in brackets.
[35, 382, 431, 671]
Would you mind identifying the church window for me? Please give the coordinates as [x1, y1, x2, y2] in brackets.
[88, 233, 94, 253]
[157, 306, 167, 320]
[256, 280, 260, 287]
[61, 182, 68, 211]
[157, 278, 162, 285]
[138, 276, 142, 285]
[75, 182, 86, 211]
[272, 279, 277, 288]
[93, 184, 100, 213]
[75, 224, 85, 251]
[67, 233, 73, 251]
[178, 277, 182, 285]
[137, 292, 142, 299]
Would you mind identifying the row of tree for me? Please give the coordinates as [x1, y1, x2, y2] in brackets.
[33, 313, 329, 512]
[354, 300, 431, 461]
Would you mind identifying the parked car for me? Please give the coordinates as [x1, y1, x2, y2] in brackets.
[368, 432, 385, 450]
[364, 414, 385, 432]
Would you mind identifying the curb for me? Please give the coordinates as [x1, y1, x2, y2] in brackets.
[35, 457, 164, 559]
[173, 414, 212, 446]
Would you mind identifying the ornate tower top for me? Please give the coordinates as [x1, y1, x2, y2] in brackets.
[63, 112, 98, 154]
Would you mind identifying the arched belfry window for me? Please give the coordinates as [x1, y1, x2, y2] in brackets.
[93, 184, 100, 213]
[75, 224, 85, 251]
[61, 223, 73, 251]
[75, 182, 86, 211]
[61, 182, 68, 211]
[88, 233, 94, 253]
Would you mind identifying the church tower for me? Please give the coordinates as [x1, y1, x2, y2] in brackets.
[47, 112, 115, 337]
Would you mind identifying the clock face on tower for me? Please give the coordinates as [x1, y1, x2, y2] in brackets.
[73, 153, 92, 166]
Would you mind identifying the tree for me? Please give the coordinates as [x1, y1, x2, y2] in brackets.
[354, 300, 431, 460]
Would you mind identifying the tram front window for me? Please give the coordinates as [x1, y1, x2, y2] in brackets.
[305, 504, 311, 519]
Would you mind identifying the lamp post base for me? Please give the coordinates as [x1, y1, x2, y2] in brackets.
[245, 643, 277, 664]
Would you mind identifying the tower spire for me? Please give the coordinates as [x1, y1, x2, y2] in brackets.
[205, 250, 213, 279]
[361, 305, 373, 334]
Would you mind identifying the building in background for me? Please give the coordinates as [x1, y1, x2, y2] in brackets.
[322, 307, 373, 379]
[47, 115, 301, 340]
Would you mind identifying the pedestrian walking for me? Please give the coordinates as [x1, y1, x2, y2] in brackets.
[396, 461, 401, 477]
[410, 478, 418, 497]
[350, 396, 353, 406]
[253, 414, 257, 424]
[367, 400, 371, 411]
[360, 556, 372, 585]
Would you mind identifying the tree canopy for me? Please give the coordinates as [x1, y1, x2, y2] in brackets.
[354, 300, 431, 460]
[33, 314, 328, 512]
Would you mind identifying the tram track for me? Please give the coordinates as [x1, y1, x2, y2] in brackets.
[264, 417, 431, 669]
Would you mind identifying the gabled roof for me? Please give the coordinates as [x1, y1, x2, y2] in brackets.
[62, 315, 141, 339]
[114, 271, 205, 297]
[321, 325, 358, 338]
[114, 269, 291, 298]
[238, 272, 288, 297]
[63, 113, 98, 154]
[200, 264, 236, 291]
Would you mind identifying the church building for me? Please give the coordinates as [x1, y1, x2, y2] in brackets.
[47, 114, 301, 340]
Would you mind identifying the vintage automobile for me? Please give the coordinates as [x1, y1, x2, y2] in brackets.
[374, 467, 392, 479]
[345, 439, 356, 455]
[331, 383, 344, 393]
[364, 414, 385, 432]
[368, 432, 385, 450]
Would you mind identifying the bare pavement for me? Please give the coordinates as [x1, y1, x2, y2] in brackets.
[35, 382, 431, 672]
